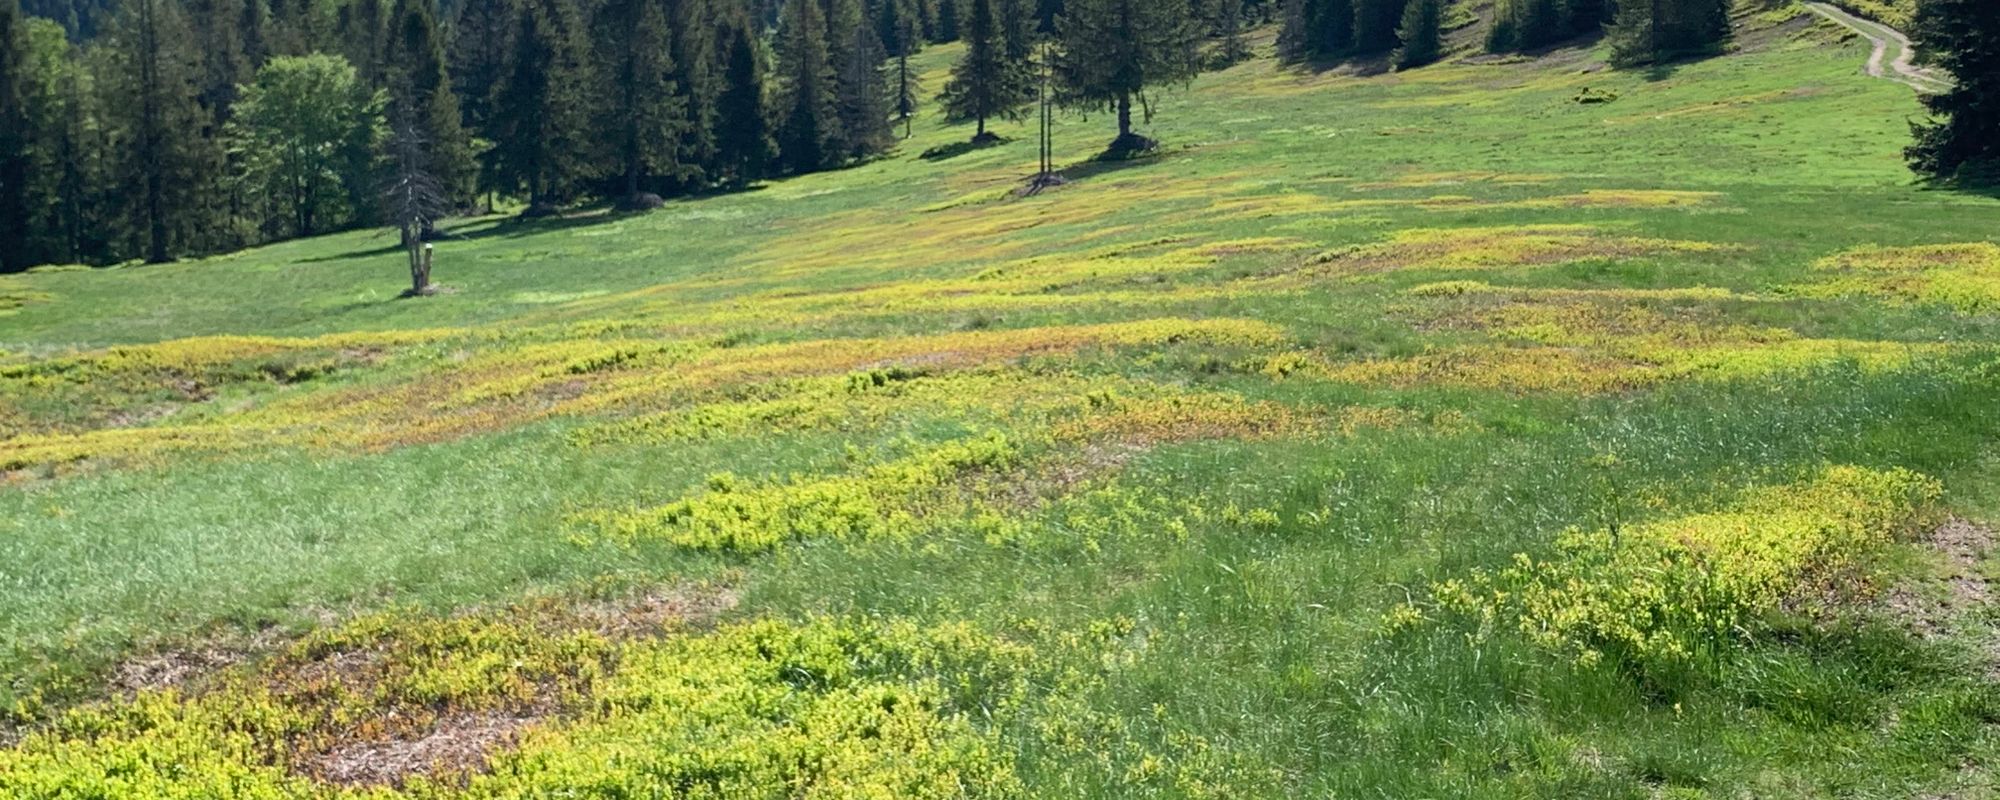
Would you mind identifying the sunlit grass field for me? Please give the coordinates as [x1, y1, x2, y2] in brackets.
[4, 9, 2000, 798]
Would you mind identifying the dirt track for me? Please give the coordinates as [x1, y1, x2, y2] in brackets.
[1804, 2, 1951, 94]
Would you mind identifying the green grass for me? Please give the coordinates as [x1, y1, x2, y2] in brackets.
[4, 14, 2000, 799]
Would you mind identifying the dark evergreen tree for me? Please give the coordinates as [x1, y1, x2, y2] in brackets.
[934, 0, 960, 41]
[827, 0, 894, 160]
[998, 0, 1034, 60]
[449, 0, 514, 201]
[940, 0, 1034, 140]
[488, 0, 594, 206]
[18, 18, 101, 264]
[878, 0, 923, 137]
[775, 0, 842, 171]
[449, 0, 514, 132]
[664, 0, 722, 189]
[1350, 0, 1407, 55]
[0, 0, 33, 272]
[1054, 0, 1201, 152]
[1033, 0, 1061, 33]
[712, 6, 772, 184]
[337, 0, 389, 84]
[187, 0, 262, 129]
[99, 0, 211, 262]
[1907, 0, 2000, 180]
[1212, 0, 1250, 65]
[1606, 0, 1730, 65]
[713, 6, 774, 184]
[595, 0, 689, 201]
[387, 0, 474, 204]
[1393, 0, 1441, 68]
[1279, 0, 1355, 61]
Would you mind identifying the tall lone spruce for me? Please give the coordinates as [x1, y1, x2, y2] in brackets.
[1054, 0, 1201, 153]
[940, 0, 1035, 141]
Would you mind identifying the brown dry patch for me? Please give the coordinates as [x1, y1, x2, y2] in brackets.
[103, 403, 182, 429]
[284, 583, 741, 788]
[979, 442, 1148, 512]
[1884, 518, 1996, 642]
[307, 711, 536, 789]
[114, 648, 246, 696]
[567, 583, 743, 640]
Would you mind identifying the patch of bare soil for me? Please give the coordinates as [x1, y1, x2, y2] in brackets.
[978, 442, 1147, 512]
[1880, 520, 1992, 676]
[289, 583, 739, 789]
[113, 648, 245, 695]
[569, 583, 742, 640]
[305, 711, 540, 789]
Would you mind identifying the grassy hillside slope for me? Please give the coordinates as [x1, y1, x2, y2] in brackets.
[3, 12, 2000, 799]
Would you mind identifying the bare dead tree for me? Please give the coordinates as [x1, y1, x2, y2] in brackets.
[1027, 37, 1066, 194]
[382, 107, 453, 297]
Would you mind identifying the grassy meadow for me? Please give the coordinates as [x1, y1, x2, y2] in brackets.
[4, 7, 2000, 798]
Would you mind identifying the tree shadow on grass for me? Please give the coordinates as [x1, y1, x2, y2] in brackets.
[292, 208, 637, 265]
[921, 134, 1012, 162]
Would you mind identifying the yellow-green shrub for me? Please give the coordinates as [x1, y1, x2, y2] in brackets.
[1404, 466, 1942, 677]
[1803, 243, 2000, 313]
[451, 618, 1030, 799]
[0, 617, 1032, 799]
[579, 433, 1021, 553]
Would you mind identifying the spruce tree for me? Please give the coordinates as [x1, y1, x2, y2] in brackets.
[187, 0, 262, 129]
[18, 18, 97, 265]
[999, 0, 1035, 60]
[488, 0, 594, 207]
[449, 0, 515, 134]
[1907, 0, 2000, 180]
[337, 0, 389, 85]
[1033, 0, 1061, 33]
[99, 0, 210, 263]
[1213, 0, 1250, 65]
[665, 0, 722, 190]
[827, 0, 893, 160]
[1607, 0, 1730, 65]
[596, 0, 687, 202]
[1054, 0, 1201, 153]
[449, 0, 515, 203]
[1350, 0, 1407, 55]
[878, 0, 923, 138]
[1280, 0, 1355, 61]
[775, 0, 842, 171]
[0, 0, 32, 272]
[1394, 0, 1440, 68]
[387, 0, 474, 204]
[935, 0, 960, 41]
[713, 8, 774, 185]
[940, 0, 1034, 140]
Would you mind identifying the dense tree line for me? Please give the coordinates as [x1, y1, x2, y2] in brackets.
[1, 0, 1261, 271]
[1280, 0, 1724, 66]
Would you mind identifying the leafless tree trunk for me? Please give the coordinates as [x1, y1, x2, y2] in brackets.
[383, 108, 452, 297]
